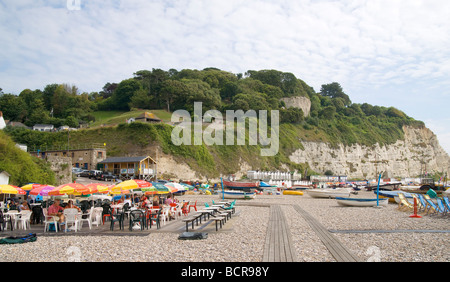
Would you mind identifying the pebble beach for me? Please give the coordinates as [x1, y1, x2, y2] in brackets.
[0, 190, 448, 262]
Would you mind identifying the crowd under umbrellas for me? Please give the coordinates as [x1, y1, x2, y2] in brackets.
[1, 179, 191, 232]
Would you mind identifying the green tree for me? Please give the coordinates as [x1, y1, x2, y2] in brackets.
[111, 79, 142, 110]
[320, 82, 351, 105]
[159, 79, 189, 112]
[0, 94, 27, 121]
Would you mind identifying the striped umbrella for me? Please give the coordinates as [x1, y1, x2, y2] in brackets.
[143, 182, 170, 195]
[110, 179, 152, 194]
[83, 183, 109, 194]
[29, 185, 56, 196]
[48, 183, 88, 196]
[0, 184, 26, 195]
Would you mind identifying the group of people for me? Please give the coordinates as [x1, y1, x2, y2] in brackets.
[2, 199, 33, 212]
[114, 194, 176, 209]
[47, 199, 80, 223]
[113, 194, 179, 220]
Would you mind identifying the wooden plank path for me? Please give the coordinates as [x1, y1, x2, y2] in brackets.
[292, 204, 362, 262]
[262, 205, 297, 262]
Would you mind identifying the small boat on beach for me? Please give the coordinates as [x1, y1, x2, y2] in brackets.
[283, 189, 303, 195]
[336, 197, 389, 207]
[307, 188, 352, 198]
[291, 184, 311, 190]
[375, 190, 413, 203]
[365, 182, 401, 191]
[218, 190, 256, 199]
[223, 180, 259, 191]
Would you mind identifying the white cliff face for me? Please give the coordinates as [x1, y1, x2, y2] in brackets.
[289, 126, 450, 179]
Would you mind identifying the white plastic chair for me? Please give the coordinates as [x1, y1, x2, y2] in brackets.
[63, 208, 79, 232]
[6, 210, 19, 230]
[79, 207, 93, 230]
[17, 210, 32, 230]
[43, 208, 59, 232]
[161, 207, 170, 225]
[91, 207, 103, 227]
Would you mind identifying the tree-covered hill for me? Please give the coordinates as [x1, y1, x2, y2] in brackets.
[0, 68, 426, 177]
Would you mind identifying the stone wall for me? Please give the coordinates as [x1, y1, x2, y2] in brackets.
[46, 155, 73, 185]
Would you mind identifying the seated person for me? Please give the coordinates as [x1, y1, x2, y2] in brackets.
[48, 199, 65, 223]
[152, 195, 160, 208]
[140, 196, 150, 208]
[65, 200, 81, 212]
[19, 200, 31, 211]
[165, 195, 174, 205]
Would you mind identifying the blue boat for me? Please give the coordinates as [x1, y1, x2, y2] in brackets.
[336, 197, 389, 207]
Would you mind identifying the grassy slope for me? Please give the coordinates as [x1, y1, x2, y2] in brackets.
[0, 130, 55, 186]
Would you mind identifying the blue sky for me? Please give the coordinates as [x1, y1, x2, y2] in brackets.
[1, 0, 449, 154]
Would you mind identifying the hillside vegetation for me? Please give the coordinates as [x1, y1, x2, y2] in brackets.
[1, 68, 425, 177]
[0, 130, 55, 186]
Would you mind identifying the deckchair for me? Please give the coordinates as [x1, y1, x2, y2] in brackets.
[443, 197, 450, 214]
[424, 197, 445, 215]
[411, 194, 425, 212]
[398, 193, 414, 211]
[417, 194, 428, 212]
[436, 198, 448, 216]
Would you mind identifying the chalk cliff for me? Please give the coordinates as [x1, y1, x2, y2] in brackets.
[289, 125, 450, 178]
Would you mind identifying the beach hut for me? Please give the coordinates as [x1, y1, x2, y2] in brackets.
[98, 156, 157, 181]
[0, 170, 11, 185]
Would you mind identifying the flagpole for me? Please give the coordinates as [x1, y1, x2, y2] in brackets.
[376, 173, 382, 207]
[221, 177, 224, 201]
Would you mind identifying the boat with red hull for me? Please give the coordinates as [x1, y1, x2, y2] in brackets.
[223, 180, 260, 191]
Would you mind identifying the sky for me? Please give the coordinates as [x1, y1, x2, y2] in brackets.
[0, 0, 449, 154]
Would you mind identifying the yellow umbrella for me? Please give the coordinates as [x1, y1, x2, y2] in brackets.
[0, 184, 26, 195]
[21, 183, 46, 191]
[110, 180, 152, 194]
[48, 183, 88, 196]
[73, 183, 109, 196]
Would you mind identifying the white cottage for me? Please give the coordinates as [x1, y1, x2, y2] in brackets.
[33, 124, 54, 132]
[0, 111, 6, 130]
[0, 171, 10, 185]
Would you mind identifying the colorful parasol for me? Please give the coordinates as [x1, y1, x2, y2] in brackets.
[29, 185, 56, 196]
[48, 183, 88, 196]
[82, 183, 109, 195]
[21, 183, 46, 191]
[0, 184, 26, 195]
[165, 182, 186, 193]
[110, 179, 152, 194]
[143, 182, 170, 195]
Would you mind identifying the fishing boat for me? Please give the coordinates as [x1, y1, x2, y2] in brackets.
[365, 182, 401, 191]
[223, 180, 260, 191]
[306, 188, 352, 198]
[336, 197, 389, 207]
[218, 190, 256, 199]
